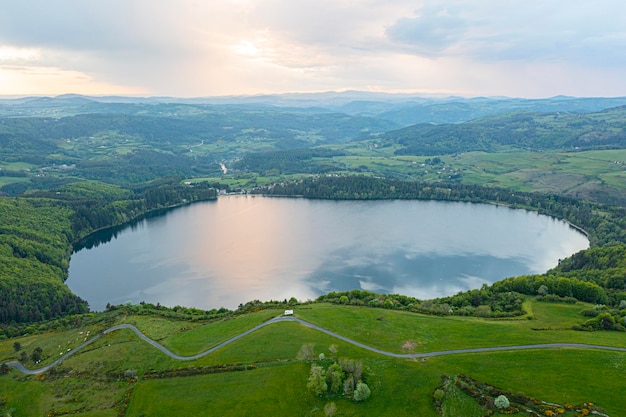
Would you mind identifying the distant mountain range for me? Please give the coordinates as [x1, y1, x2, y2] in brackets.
[3, 91, 626, 126]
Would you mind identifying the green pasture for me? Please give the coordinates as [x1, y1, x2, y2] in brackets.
[0, 176, 29, 187]
[445, 149, 626, 197]
[0, 379, 45, 416]
[294, 302, 626, 353]
[1, 301, 625, 416]
[188, 174, 308, 190]
[437, 349, 626, 416]
[326, 147, 626, 201]
[0, 161, 36, 170]
[439, 380, 484, 417]
[159, 309, 281, 356]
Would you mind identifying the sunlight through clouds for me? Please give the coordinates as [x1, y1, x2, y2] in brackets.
[233, 40, 262, 58]
[0, 0, 625, 97]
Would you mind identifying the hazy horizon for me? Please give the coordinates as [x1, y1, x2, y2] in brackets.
[2, 90, 626, 102]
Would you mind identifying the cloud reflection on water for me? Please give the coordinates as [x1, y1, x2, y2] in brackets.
[67, 196, 589, 310]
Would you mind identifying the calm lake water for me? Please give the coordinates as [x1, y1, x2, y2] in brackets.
[66, 196, 589, 311]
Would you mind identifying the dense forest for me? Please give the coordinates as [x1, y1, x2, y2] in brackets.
[0, 179, 216, 331]
[387, 106, 626, 156]
[233, 148, 347, 174]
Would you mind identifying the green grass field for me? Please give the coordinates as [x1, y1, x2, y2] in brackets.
[193, 146, 626, 207]
[295, 302, 626, 352]
[1, 301, 625, 416]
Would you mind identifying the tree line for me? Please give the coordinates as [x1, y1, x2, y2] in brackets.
[386, 106, 626, 156]
[255, 175, 626, 247]
[0, 178, 217, 331]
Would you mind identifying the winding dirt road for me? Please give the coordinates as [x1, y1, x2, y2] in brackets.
[5, 316, 626, 375]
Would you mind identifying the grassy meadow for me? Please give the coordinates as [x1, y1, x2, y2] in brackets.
[187, 147, 626, 207]
[1, 300, 625, 416]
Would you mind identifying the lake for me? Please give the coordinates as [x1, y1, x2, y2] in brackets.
[66, 196, 589, 311]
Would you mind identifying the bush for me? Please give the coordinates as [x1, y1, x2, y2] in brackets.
[494, 394, 510, 410]
[324, 402, 337, 417]
[353, 382, 371, 402]
[433, 388, 445, 401]
[307, 364, 327, 396]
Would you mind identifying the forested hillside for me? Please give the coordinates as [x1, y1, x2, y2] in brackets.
[2, 94, 626, 331]
[0, 109, 396, 190]
[0, 198, 86, 325]
[387, 106, 626, 155]
[0, 179, 216, 330]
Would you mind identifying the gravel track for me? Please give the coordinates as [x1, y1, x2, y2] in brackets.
[5, 316, 626, 375]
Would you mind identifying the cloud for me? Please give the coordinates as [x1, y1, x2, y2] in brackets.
[386, 3, 468, 56]
[0, 0, 625, 97]
[385, 1, 626, 67]
[0, 46, 40, 62]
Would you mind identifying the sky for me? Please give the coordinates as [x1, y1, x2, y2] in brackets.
[1, 0, 625, 98]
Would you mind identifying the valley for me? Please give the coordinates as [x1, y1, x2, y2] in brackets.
[1, 93, 626, 416]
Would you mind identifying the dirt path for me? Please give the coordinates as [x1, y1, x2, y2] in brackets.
[5, 316, 626, 375]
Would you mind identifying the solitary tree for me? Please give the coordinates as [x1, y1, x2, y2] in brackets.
[12, 341, 21, 352]
[494, 394, 510, 410]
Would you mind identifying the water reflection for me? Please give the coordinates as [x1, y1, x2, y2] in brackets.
[73, 205, 191, 252]
[67, 196, 589, 310]
[306, 249, 532, 300]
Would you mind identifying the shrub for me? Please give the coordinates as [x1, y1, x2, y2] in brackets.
[353, 382, 371, 402]
[433, 388, 445, 401]
[323, 402, 337, 417]
[307, 364, 327, 396]
[494, 394, 510, 410]
[296, 343, 315, 362]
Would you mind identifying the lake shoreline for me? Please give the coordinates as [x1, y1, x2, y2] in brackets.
[67, 196, 589, 311]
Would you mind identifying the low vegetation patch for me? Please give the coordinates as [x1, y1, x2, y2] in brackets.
[435, 374, 611, 417]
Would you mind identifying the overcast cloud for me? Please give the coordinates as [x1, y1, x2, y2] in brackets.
[0, 0, 624, 97]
